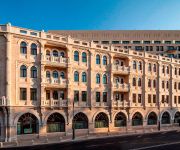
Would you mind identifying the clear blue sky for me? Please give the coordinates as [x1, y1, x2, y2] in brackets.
[1, 0, 180, 31]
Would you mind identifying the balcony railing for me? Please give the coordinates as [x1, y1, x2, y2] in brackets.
[112, 65, 129, 74]
[42, 55, 68, 65]
[94, 102, 108, 107]
[0, 96, 7, 106]
[113, 100, 129, 107]
[44, 78, 67, 86]
[42, 99, 68, 107]
[113, 83, 129, 91]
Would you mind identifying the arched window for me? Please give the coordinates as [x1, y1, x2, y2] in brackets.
[161, 112, 170, 124]
[53, 50, 58, 57]
[74, 71, 79, 82]
[96, 74, 100, 84]
[74, 51, 79, 61]
[103, 74, 107, 84]
[153, 64, 156, 72]
[95, 112, 109, 128]
[114, 112, 126, 127]
[73, 112, 88, 129]
[148, 63, 152, 72]
[31, 66, 37, 78]
[31, 43, 37, 55]
[138, 62, 142, 70]
[60, 72, 65, 79]
[133, 61, 136, 69]
[96, 54, 100, 65]
[138, 78, 141, 87]
[47, 113, 65, 132]
[46, 50, 50, 56]
[20, 41, 27, 54]
[46, 71, 50, 78]
[20, 65, 27, 77]
[82, 72, 87, 82]
[60, 52, 65, 57]
[53, 71, 58, 78]
[133, 78, 136, 86]
[147, 112, 157, 125]
[17, 113, 39, 135]
[174, 112, 180, 123]
[53, 91, 58, 99]
[103, 56, 107, 65]
[132, 112, 143, 126]
[82, 52, 87, 62]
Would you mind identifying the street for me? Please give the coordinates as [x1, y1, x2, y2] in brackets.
[2, 130, 180, 150]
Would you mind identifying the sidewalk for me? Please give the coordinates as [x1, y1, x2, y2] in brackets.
[1, 127, 180, 148]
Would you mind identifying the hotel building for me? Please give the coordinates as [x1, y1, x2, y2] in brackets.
[0, 23, 180, 144]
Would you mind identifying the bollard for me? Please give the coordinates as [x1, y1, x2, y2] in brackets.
[0, 142, 3, 148]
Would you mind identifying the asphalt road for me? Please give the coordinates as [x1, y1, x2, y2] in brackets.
[2, 130, 180, 150]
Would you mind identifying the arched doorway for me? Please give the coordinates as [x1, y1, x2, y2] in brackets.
[132, 112, 143, 126]
[147, 112, 157, 125]
[73, 112, 88, 129]
[95, 112, 109, 128]
[114, 112, 127, 127]
[174, 112, 180, 123]
[17, 113, 39, 135]
[47, 113, 65, 132]
[161, 112, 170, 124]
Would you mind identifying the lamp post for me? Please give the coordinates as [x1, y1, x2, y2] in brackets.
[72, 101, 75, 140]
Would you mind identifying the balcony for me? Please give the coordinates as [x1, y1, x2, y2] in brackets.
[43, 78, 67, 88]
[42, 99, 68, 107]
[74, 101, 89, 107]
[94, 102, 108, 107]
[112, 65, 129, 75]
[113, 100, 129, 107]
[41, 55, 68, 67]
[113, 83, 129, 92]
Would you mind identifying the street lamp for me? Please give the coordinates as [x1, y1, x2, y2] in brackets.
[72, 101, 75, 140]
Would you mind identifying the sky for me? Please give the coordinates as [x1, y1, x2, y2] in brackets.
[1, 0, 180, 31]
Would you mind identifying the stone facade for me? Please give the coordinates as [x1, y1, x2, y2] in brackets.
[0, 23, 180, 143]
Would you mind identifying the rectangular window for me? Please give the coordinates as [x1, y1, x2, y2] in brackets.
[133, 41, 141, 44]
[174, 96, 177, 104]
[133, 94, 136, 103]
[178, 96, 180, 104]
[82, 91, 87, 102]
[160, 46, 164, 51]
[156, 46, 159, 51]
[96, 92, 100, 102]
[103, 92, 107, 102]
[153, 95, 156, 103]
[115, 93, 120, 101]
[154, 41, 161, 44]
[60, 91, 64, 100]
[150, 46, 153, 51]
[20, 88, 27, 100]
[46, 90, 50, 100]
[144, 41, 151, 44]
[102, 41, 109, 44]
[30, 88, 37, 100]
[175, 41, 180, 44]
[166, 95, 169, 103]
[135, 46, 143, 51]
[138, 94, 141, 103]
[162, 95, 165, 103]
[112, 41, 119, 44]
[165, 41, 171, 44]
[122, 41, 130, 44]
[148, 94, 151, 103]
[74, 91, 79, 102]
